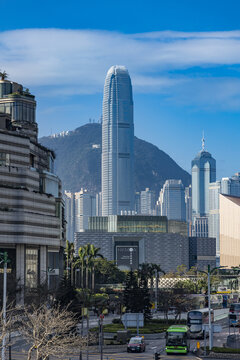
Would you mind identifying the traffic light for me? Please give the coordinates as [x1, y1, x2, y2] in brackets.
[155, 352, 160, 360]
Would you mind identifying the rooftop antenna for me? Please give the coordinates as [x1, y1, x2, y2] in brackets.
[202, 131, 205, 151]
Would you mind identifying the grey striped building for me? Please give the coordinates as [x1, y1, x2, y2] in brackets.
[0, 79, 65, 304]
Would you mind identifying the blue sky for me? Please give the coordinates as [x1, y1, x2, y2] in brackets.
[0, 0, 240, 178]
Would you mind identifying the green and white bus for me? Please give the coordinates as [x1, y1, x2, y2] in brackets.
[165, 325, 190, 354]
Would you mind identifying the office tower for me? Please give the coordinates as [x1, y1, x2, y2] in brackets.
[96, 192, 102, 216]
[63, 191, 76, 243]
[209, 173, 240, 260]
[102, 65, 134, 216]
[160, 179, 186, 221]
[185, 185, 192, 226]
[75, 189, 96, 231]
[0, 77, 65, 301]
[140, 188, 155, 215]
[134, 192, 141, 214]
[191, 137, 216, 237]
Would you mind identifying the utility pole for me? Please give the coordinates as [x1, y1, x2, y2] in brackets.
[199, 264, 225, 351]
[155, 269, 158, 313]
[99, 314, 104, 360]
[0, 251, 9, 360]
[207, 265, 212, 351]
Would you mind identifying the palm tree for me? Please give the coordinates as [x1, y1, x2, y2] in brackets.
[84, 244, 92, 289]
[152, 263, 165, 311]
[89, 244, 103, 291]
[77, 247, 86, 288]
[65, 240, 75, 284]
[0, 71, 8, 80]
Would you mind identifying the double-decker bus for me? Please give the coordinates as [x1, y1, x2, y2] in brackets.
[187, 308, 214, 338]
[165, 325, 190, 354]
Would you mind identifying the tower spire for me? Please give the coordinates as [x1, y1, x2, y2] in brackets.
[202, 131, 205, 151]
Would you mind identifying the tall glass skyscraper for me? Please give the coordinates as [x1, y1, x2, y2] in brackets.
[191, 138, 216, 237]
[160, 179, 186, 221]
[192, 139, 216, 217]
[102, 66, 134, 216]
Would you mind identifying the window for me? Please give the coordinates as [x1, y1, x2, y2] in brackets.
[48, 252, 59, 269]
[30, 153, 34, 167]
[0, 153, 10, 166]
[25, 248, 38, 288]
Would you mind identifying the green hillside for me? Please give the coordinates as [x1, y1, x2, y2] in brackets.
[40, 123, 191, 195]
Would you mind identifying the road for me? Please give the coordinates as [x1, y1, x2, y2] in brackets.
[7, 312, 230, 360]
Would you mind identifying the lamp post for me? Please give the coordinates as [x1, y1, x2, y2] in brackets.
[198, 265, 225, 351]
[0, 251, 9, 360]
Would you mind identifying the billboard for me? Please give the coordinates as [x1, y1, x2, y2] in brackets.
[116, 245, 139, 270]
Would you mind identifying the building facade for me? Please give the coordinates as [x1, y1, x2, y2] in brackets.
[0, 78, 65, 303]
[75, 231, 189, 273]
[101, 66, 134, 216]
[189, 237, 216, 270]
[160, 179, 186, 221]
[209, 174, 240, 260]
[220, 194, 240, 267]
[75, 215, 213, 272]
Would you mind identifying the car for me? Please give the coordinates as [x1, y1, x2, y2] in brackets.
[127, 336, 145, 353]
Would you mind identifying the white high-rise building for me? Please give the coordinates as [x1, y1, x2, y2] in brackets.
[96, 192, 102, 216]
[159, 180, 186, 221]
[185, 185, 192, 224]
[75, 189, 96, 232]
[102, 66, 134, 216]
[140, 188, 155, 215]
[64, 191, 76, 243]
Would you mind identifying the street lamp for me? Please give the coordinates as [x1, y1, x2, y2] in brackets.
[0, 251, 10, 360]
[198, 265, 225, 351]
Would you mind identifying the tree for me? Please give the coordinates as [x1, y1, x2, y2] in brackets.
[89, 244, 103, 291]
[0, 306, 15, 354]
[0, 71, 8, 80]
[65, 240, 75, 285]
[84, 244, 92, 289]
[55, 277, 79, 313]
[94, 258, 126, 285]
[76, 246, 86, 288]
[19, 304, 86, 360]
[123, 270, 151, 320]
[158, 289, 175, 323]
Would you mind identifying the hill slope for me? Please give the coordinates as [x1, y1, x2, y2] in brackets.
[40, 123, 191, 195]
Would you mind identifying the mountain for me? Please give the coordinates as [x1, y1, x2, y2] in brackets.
[40, 123, 191, 196]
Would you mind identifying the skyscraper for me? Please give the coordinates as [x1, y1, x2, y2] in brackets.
[191, 137, 216, 237]
[75, 189, 96, 231]
[140, 188, 155, 215]
[102, 66, 134, 216]
[160, 180, 186, 221]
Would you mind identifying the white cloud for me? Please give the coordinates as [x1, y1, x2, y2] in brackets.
[0, 28, 240, 107]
